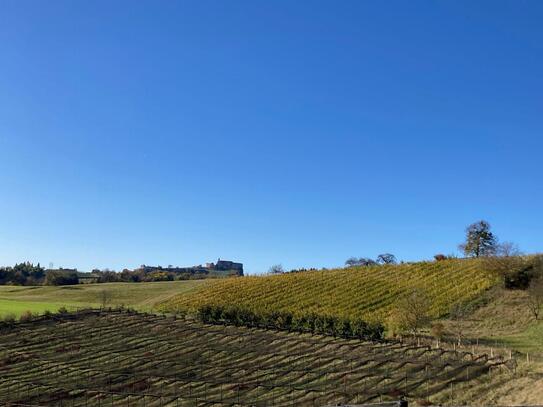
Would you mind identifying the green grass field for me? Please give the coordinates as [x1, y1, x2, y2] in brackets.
[0, 280, 206, 317]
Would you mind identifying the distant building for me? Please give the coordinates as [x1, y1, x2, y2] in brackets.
[215, 259, 243, 273]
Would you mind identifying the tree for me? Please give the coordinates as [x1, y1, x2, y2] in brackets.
[482, 242, 534, 289]
[496, 241, 521, 257]
[459, 220, 497, 257]
[345, 257, 359, 267]
[386, 288, 432, 337]
[430, 322, 446, 340]
[358, 258, 377, 267]
[527, 277, 543, 321]
[44, 270, 79, 286]
[377, 253, 397, 265]
[268, 264, 285, 274]
[98, 290, 112, 309]
[345, 257, 380, 267]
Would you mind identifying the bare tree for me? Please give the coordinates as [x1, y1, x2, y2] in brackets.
[527, 277, 543, 321]
[496, 241, 521, 257]
[377, 253, 397, 265]
[482, 242, 528, 289]
[358, 257, 377, 267]
[268, 264, 285, 274]
[387, 288, 432, 337]
[98, 289, 112, 309]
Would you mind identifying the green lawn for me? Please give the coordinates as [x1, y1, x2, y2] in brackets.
[0, 280, 207, 317]
[498, 320, 543, 355]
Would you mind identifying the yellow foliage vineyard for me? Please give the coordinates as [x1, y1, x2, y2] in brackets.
[160, 259, 497, 324]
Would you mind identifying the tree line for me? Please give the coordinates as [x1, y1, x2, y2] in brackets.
[197, 304, 384, 340]
[0, 264, 238, 286]
[0, 263, 78, 286]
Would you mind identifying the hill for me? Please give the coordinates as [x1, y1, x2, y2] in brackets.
[159, 258, 497, 327]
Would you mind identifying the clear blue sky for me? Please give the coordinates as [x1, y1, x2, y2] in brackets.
[1, 1, 542, 274]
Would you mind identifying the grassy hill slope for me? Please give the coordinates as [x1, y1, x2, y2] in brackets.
[159, 259, 497, 324]
[0, 280, 205, 317]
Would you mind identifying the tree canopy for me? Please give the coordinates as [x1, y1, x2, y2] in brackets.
[459, 220, 497, 257]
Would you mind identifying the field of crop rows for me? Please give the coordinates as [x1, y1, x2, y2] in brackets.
[160, 259, 495, 324]
[0, 309, 507, 406]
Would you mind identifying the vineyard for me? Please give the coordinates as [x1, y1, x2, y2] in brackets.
[0, 309, 509, 406]
[159, 259, 497, 328]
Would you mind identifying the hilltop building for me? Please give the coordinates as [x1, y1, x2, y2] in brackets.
[136, 259, 243, 276]
[209, 258, 244, 274]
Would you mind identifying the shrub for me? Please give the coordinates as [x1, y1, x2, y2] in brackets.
[2, 313, 16, 324]
[195, 305, 384, 340]
[19, 311, 33, 322]
[58, 306, 68, 314]
[430, 322, 446, 339]
[484, 254, 542, 289]
[434, 254, 447, 261]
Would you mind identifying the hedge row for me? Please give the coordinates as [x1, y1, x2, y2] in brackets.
[197, 305, 384, 340]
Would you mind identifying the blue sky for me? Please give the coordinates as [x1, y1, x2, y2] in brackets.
[0, 1, 542, 273]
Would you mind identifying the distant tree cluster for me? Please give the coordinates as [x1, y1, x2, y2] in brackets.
[90, 266, 226, 283]
[0, 263, 45, 285]
[44, 270, 79, 286]
[0, 263, 79, 286]
[345, 253, 397, 268]
[0, 261, 244, 287]
[90, 269, 180, 283]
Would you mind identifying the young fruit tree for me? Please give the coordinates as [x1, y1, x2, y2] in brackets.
[527, 277, 543, 321]
[98, 289, 112, 309]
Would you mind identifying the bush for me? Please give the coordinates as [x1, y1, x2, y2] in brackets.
[434, 254, 447, 261]
[430, 322, 446, 339]
[484, 255, 543, 289]
[2, 313, 16, 324]
[19, 311, 33, 322]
